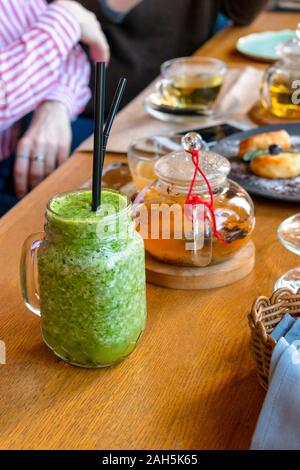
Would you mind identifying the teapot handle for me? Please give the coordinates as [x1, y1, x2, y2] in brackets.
[156, 78, 173, 103]
[184, 204, 213, 267]
[260, 66, 276, 112]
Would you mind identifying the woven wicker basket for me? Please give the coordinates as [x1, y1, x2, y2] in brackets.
[248, 287, 300, 391]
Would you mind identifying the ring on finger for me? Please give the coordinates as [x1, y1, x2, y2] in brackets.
[32, 155, 45, 163]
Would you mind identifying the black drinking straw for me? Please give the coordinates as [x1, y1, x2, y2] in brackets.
[92, 62, 106, 212]
[103, 78, 127, 153]
[92, 66, 127, 212]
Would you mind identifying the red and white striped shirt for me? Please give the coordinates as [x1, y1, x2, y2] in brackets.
[0, 0, 91, 161]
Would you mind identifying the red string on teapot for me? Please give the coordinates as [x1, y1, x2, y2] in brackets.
[185, 149, 227, 244]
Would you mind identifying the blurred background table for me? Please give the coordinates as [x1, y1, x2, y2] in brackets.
[0, 11, 299, 450]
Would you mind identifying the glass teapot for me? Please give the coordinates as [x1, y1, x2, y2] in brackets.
[261, 23, 300, 119]
[134, 133, 255, 267]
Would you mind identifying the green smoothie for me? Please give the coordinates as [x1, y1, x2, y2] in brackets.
[37, 189, 147, 367]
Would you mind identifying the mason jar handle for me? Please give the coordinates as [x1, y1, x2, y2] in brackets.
[20, 233, 44, 316]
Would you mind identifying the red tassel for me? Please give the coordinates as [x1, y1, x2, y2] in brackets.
[185, 149, 227, 244]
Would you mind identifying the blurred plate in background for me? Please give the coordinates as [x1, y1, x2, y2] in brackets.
[236, 29, 296, 61]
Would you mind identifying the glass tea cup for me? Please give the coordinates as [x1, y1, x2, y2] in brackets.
[156, 57, 227, 113]
[274, 213, 300, 293]
[128, 134, 183, 191]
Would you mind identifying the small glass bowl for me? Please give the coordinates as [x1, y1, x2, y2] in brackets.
[128, 135, 182, 191]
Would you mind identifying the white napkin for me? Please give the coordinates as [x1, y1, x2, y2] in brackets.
[251, 332, 300, 449]
[78, 67, 263, 154]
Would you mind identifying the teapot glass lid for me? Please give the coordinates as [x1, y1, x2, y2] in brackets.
[155, 132, 230, 189]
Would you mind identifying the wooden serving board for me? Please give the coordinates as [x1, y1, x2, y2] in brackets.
[146, 241, 255, 290]
[249, 101, 300, 126]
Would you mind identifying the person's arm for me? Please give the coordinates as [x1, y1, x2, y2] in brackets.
[222, 0, 268, 25]
[46, 45, 91, 119]
[107, 0, 142, 12]
[0, 3, 81, 132]
[101, 0, 142, 22]
[0, 0, 109, 132]
[14, 45, 91, 197]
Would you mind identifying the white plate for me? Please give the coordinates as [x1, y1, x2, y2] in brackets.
[236, 29, 296, 62]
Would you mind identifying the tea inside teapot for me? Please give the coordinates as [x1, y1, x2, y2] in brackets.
[134, 134, 255, 267]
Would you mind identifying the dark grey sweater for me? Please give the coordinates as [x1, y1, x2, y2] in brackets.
[77, 0, 268, 116]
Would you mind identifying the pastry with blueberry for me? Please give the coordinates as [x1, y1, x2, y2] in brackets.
[238, 130, 300, 179]
[238, 130, 291, 157]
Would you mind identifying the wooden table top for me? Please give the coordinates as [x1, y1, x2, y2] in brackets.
[0, 12, 299, 450]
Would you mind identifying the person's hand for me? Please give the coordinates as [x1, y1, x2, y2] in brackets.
[14, 102, 72, 197]
[55, 0, 110, 63]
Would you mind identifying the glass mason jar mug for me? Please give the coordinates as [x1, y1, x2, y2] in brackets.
[134, 144, 255, 267]
[20, 189, 147, 368]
